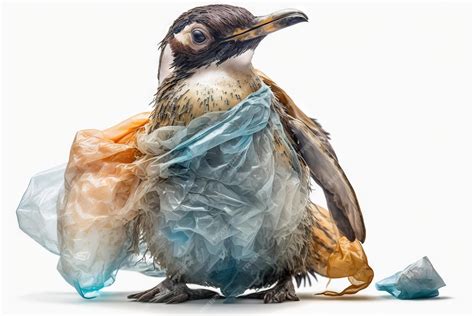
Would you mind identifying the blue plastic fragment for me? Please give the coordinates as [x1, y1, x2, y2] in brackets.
[376, 256, 446, 299]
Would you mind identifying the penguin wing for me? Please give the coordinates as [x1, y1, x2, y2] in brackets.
[256, 69, 366, 243]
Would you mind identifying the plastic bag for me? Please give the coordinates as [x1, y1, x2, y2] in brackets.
[376, 257, 445, 299]
[17, 113, 164, 298]
[307, 203, 374, 296]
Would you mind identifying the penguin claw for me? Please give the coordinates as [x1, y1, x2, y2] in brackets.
[241, 276, 299, 303]
[128, 278, 220, 304]
[128, 284, 162, 302]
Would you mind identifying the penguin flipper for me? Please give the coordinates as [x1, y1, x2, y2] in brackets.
[256, 69, 366, 243]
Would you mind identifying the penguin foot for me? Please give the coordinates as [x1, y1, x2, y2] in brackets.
[128, 278, 221, 304]
[241, 276, 299, 303]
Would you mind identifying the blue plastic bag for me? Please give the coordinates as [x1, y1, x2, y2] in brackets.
[376, 256, 446, 299]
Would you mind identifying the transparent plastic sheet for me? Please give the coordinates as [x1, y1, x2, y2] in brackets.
[134, 85, 310, 297]
[17, 86, 374, 299]
[17, 164, 65, 255]
[375, 257, 445, 299]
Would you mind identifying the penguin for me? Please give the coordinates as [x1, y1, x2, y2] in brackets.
[125, 4, 367, 303]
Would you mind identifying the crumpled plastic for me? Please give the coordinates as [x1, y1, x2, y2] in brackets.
[376, 256, 445, 299]
[307, 203, 374, 295]
[17, 85, 373, 299]
[17, 164, 65, 255]
[57, 112, 160, 298]
[17, 113, 164, 298]
[134, 85, 309, 297]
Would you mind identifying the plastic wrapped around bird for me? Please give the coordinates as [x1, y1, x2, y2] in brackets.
[17, 86, 373, 299]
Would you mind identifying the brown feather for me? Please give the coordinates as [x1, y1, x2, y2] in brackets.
[256, 69, 366, 242]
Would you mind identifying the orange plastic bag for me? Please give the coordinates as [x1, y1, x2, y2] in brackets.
[308, 203, 374, 296]
[57, 113, 150, 298]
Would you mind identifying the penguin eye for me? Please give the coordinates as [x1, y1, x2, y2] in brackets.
[191, 29, 207, 44]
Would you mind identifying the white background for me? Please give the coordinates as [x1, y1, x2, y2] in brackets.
[1, 0, 472, 315]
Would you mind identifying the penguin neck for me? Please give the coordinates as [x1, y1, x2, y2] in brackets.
[151, 50, 263, 129]
[172, 49, 261, 94]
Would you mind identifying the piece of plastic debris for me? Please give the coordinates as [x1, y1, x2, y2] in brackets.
[375, 256, 445, 299]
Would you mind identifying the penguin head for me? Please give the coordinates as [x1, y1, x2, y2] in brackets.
[158, 4, 308, 82]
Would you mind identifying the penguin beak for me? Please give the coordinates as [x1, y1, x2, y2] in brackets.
[224, 9, 308, 42]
